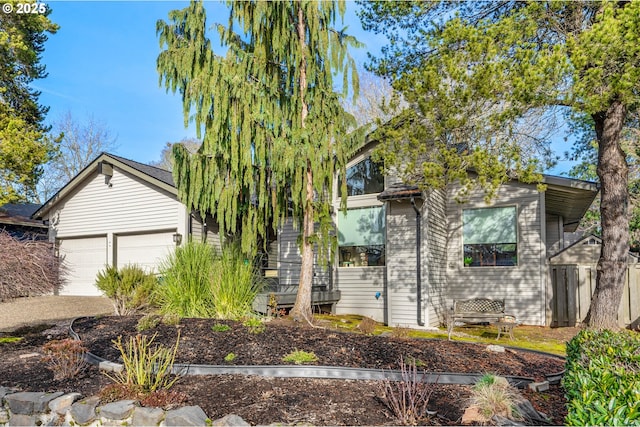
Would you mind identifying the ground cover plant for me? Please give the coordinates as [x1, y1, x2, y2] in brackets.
[0, 315, 572, 425]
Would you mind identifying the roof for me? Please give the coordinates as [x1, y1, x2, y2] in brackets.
[542, 175, 598, 232]
[0, 203, 47, 229]
[32, 152, 177, 220]
[377, 183, 422, 201]
[549, 233, 638, 264]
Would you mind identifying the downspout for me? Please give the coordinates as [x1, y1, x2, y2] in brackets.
[411, 197, 424, 326]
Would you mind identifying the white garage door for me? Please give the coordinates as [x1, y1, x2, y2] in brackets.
[116, 232, 176, 273]
[58, 236, 108, 296]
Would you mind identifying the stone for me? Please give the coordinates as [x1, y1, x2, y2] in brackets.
[486, 345, 506, 353]
[527, 381, 550, 392]
[493, 414, 525, 426]
[164, 406, 209, 426]
[48, 392, 82, 415]
[131, 406, 165, 426]
[211, 414, 250, 426]
[0, 408, 9, 424]
[6, 414, 38, 426]
[0, 386, 16, 400]
[461, 406, 487, 425]
[5, 391, 63, 414]
[69, 395, 100, 425]
[18, 352, 41, 359]
[98, 400, 136, 420]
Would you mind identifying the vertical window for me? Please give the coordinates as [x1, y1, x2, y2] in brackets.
[338, 206, 385, 266]
[341, 157, 384, 197]
[463, 206, 517, 267]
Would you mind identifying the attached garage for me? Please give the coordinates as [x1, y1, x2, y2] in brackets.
[58, 236, 108, 296]
[116, 231, 176, 272]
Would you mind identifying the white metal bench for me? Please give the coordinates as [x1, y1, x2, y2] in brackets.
[447, 298, 513, 340]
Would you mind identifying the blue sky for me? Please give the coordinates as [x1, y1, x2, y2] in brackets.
[35, 1, 573, 174]
[35, 1, 385, 165]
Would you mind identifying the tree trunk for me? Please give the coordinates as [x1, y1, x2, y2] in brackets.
[291, 3, 314, 322]
[585, 100, 628, 330]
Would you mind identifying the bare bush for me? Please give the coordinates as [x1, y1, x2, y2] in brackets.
[0, 230, 65, 301]
[42, 338, 87, 380]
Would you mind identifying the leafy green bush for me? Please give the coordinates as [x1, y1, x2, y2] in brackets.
[156, 241, 216, 318]
[95, 264, 158, 315]
[209, 243, 265, 319]
[564, 329, 640, 426]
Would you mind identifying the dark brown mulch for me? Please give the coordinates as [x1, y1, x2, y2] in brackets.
[0, 316, 568, 426]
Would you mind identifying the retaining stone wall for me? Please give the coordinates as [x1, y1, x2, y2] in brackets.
[0, 387, 249, 427]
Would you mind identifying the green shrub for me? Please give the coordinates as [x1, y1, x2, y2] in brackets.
[137, 314, 161, 332]
[211, 323, 231, 332]
[243, 316, 265, 334]
[564, 329, 640, 426]
[282, 350, 318, 365]
[106, 332, 180, 393]
[156, 241, 216, 318]
[95, 264, 158, 315]
[209, 243, 265, 319]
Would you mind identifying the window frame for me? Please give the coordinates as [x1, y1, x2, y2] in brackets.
[337, 205, 386, 267]
[462, 205, 518, 268]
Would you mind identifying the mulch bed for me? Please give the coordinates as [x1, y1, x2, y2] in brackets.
[0, 316, 569, 425]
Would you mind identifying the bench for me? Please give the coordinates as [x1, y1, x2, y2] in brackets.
[447, 298, 513, 340]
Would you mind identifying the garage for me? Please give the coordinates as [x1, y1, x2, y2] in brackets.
[116, 232, 176, 273]
[58, 236, 108, 296]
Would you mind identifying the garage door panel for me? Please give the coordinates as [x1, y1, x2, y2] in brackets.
[117, 232, 175, 273]
[58, 237, 107, 296]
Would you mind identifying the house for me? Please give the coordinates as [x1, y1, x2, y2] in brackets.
[32, 153, 220, 295]
[35, 150, 599, 327]
[0, 203, 47, 239]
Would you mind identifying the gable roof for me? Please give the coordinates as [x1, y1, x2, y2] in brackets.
[32, 153, 176, 220]
[0, 203, 47, 229]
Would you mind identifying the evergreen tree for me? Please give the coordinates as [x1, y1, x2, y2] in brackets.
[157, 0, 362, 321]
[361, 1, 640, 330]
[0, 0, 58, 204]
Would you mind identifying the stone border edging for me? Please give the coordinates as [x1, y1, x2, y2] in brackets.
[69, 317, 540, 389]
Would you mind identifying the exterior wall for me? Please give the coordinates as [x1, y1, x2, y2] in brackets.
[545, 214, 563, 257]
[189, 212, 222, 252]
[445, 181, 546, 325]
[425, 189, 448, 327]
[51, 168, 186, 240]
[334, 267, 385, 321]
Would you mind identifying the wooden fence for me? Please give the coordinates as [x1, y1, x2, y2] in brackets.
[550, 264, 640, 328]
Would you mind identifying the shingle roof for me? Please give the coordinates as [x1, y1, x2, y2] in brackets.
[106, 153, 174, 187]
[377, 183, 422, 201]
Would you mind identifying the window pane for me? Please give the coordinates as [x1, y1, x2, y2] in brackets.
[338, 206, 385, 267]
[341, 158, 384, 197]
[463, 207, 517, 244]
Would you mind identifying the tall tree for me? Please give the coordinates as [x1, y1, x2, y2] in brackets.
[157, 1, 362, 322]
[150, 138, 201, 172]
[360, 1, 640, 329]
[0, 0, 58, 204]
[37, 111, 118, 201]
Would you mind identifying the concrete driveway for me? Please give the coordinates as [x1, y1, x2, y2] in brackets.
[0, 295, 114, 332]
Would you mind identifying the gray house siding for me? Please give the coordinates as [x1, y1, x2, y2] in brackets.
[334, 267, 386, 322]
[545, 214, 563, 257]
[445, 182, 546, 325]
[425, 189, 448, 327]
[189, 212, 222, 252]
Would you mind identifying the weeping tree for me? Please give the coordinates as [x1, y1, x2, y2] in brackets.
[157, 1, 362, 322]
[361, 1, 640, 330]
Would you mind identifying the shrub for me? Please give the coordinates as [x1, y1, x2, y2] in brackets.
[212, 323, 231, 332]
[42, 338, 87, 380]
[156, 241, 216, 318]
[224, 352, 236, 362]
[357, 317, 377, 335]
[0, 230, 65, 301]
[106, 332, 180, 393]
[209, 243, 265, 319]
[137, 314, 161, 332]
[377, 356, 434, 425]
[467, 374, 521, 424]
[95, 264, 158, 315]
[243, 316, 265, 334]
[282, 350, 318, 365]
[564, 329, 640, 426]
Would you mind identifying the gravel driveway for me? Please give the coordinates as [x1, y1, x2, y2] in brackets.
[0, 295, 113, 332]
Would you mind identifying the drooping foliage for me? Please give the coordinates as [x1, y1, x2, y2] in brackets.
[360, 1, 640, 329]
[157, 1, 363, 320]
[0, 0, 58, 204]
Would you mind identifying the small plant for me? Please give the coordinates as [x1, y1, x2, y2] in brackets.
[243, 317, 265, 334]
[282, 350, 318, 365]
[106, 332, 180, 393]
[95, 264, 158, 315]
[391, 326, 411, 339]
[224, 352, 236, 362]
[467, 374, 522, 424]
[0, 336, 21, 344]
[211, 323, 231, 332]
[406, 356, 425, 368]
[162, 313, 181, 326]
[377, 356, 435, 425]
[464, 256, 473, 267]
[42, 338, 87, 380]
[357, 316, 377, 335]
[137, 314, 161, 332]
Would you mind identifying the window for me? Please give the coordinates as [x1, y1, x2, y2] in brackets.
[338, 206, 385, 266]
[340, 157, 384, 197]
[463, 206, 517, 267]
